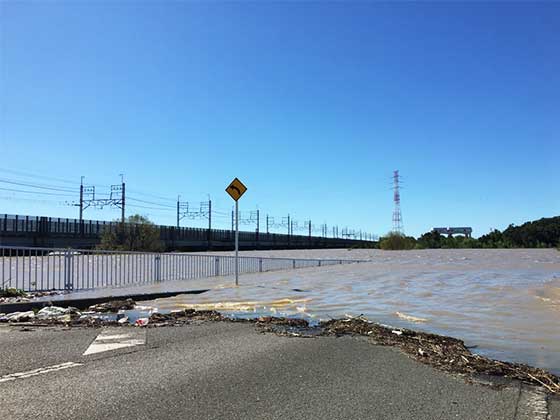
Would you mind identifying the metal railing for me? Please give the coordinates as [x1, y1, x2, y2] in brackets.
[0, 246, 366, 292]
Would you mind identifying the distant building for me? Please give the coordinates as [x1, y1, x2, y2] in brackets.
[432, 227, 473, 238]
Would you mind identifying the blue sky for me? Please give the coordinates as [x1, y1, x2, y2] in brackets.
[0, 1, 558, 237]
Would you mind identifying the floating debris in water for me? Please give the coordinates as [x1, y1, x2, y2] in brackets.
[395, 312, 427, 323]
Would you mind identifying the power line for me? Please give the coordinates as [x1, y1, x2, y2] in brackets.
[0, 187, 75, 197]
[128, 196, 176, 209]
[0, 167, 79, 186]
[0, 195, 66, 205]
[0, 178, 77, 193]
[127, 204, 174, 212]
[127, 188, 176, 203]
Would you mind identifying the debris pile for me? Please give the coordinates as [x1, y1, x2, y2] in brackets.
[320, 317, 560, 395]
[0, 300, 140, 326]
[0, 311, 36, 322]
[0, 288, 67, 304]
[148, 309, 227, 325]
[1, 300, 559, 395]
[254, 316, 315, 337]
[87, 299, 135, 313]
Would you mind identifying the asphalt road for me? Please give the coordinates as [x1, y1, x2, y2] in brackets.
[0, 322, 557, 420]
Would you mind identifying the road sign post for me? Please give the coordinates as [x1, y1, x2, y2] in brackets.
[235, 200, 239, 285]
[225, 177, 247, 286]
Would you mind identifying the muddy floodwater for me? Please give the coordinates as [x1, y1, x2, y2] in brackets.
[143, 249, 560, 374]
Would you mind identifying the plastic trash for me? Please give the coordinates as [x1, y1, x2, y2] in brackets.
[5, 311, 35, 322]
[37, 306, 67, 319]
[135, 318, 149, 327]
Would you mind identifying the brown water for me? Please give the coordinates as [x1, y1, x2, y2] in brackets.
[145, 249, 560, 374]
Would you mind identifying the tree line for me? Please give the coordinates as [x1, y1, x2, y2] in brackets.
[379, 216, 560, 250]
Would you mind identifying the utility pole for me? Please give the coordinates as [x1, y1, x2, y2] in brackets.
[176, 196, 180, 228]
[208, 199, 212, 248]
[256, 209, 260, 243]
[208, 199, 212, 231]
[287, 214, 291, 237]
[120, 174, 125, 224]
[266, 214, 269, 234]
[308, 220, 311, 238]
[79, 176, 84, 222]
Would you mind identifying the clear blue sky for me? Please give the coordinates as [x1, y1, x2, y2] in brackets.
[1, 1, 558, 237]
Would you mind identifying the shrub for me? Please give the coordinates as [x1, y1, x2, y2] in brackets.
[99, 214, 163, 252]
[379, 232, 416, 250]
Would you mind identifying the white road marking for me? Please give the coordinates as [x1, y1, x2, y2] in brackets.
[96, 334, 132, 341]
[83, 328, 146, 355]
[0, 362, 83, 383]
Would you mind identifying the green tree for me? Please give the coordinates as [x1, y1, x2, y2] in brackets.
[379, 232, 416, 250]
[479, 229, 507, 248]
[99, 214, 163, 252]
[502, 217, 560, 248]
[416, 230, 443, 249]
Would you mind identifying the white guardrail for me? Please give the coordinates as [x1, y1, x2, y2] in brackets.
[0, 246, 366, 292]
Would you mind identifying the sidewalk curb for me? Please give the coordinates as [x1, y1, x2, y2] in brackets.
[0, 289, 209, 314]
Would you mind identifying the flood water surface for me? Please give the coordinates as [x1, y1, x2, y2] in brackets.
[144, 249, 560, 374]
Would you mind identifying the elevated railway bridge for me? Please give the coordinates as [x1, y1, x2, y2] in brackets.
[0, 214, 374, 251]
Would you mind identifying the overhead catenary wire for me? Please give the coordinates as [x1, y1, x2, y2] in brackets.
[127, 197, 176, 209]
[0, 178, 77, 193]
[127, 188, 177, 203]
[0, 187, 75, 197]
[0, 167, 80, 186]
[0, 169, 377, 239]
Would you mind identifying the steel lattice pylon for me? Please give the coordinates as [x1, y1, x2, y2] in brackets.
[392, 170, 404, 234]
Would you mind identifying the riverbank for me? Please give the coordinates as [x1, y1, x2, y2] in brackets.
[3, 300, 558, 397]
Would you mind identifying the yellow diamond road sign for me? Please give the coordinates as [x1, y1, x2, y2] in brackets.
[225, 177, 247, 201]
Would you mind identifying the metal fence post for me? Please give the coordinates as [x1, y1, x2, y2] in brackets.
[64, 250, 74, 290]
[259, 258, 263, 273]
[155, 255, 161, 282]
[292, 259, 296, 269]
[215, 257, 220, 276]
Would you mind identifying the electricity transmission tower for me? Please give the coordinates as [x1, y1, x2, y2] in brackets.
[391, 170, 404, 234]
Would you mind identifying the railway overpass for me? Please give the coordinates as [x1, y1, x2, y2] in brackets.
[0, 214, 374, 251]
